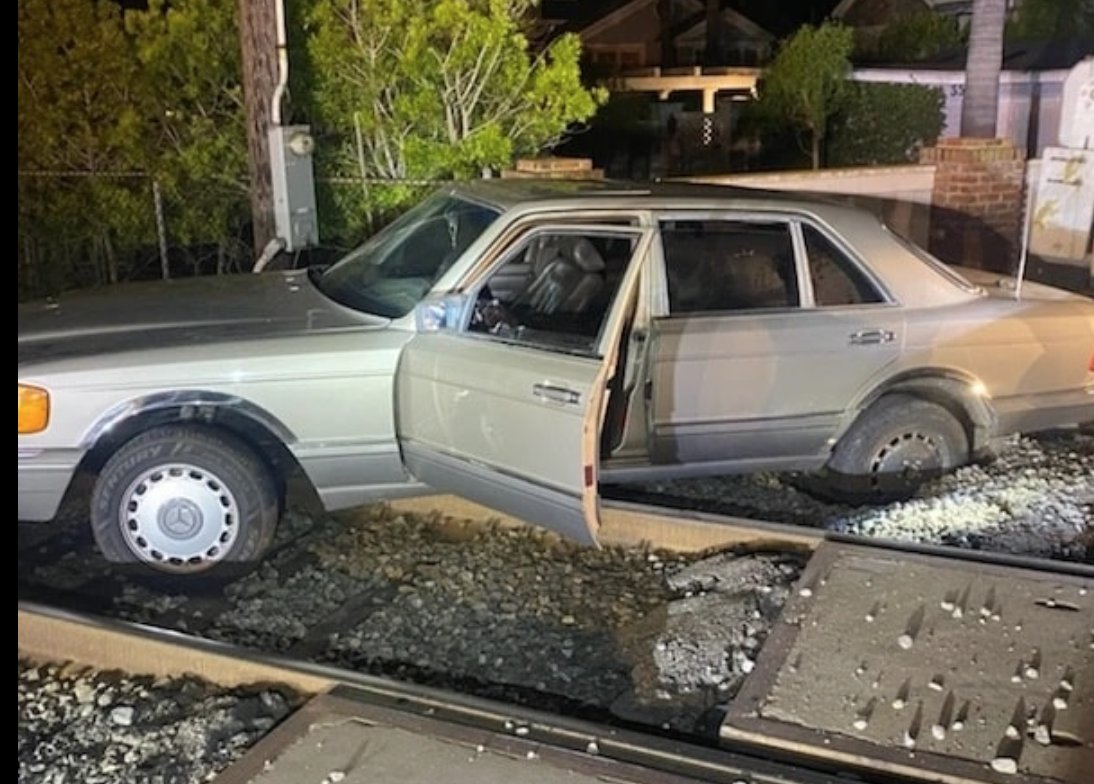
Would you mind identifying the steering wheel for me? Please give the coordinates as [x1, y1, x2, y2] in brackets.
[471, 286, 519, 334]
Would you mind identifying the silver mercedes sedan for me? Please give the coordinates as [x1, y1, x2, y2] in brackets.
[18, 181, 1094, 578]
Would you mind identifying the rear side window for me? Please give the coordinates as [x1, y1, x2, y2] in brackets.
[661, 220, 799, 314]
[802, 224, 884, 306]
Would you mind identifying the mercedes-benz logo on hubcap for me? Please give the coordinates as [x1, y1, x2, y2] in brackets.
[158, 498, 204, 540]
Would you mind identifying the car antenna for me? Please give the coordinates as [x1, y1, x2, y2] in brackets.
[1014, 179, 1035, 301]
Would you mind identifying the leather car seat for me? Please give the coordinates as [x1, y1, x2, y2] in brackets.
[522, 238, 606, 315]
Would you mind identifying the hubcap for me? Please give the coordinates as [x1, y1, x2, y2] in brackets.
[119, 463, 240, 573]
[870, 431, 944, 484]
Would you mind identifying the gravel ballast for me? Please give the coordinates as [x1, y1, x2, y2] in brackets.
[637, 432, 1093, 560]
[18, 661, 297, 784]
[309, 509, 779, 728]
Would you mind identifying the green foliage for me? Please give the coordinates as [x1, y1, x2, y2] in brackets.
[127, 0, 249, 249]
[828, 82, 946, 167]
[757, 22, 854, 169]
[1006, 0, 1094, 41]
[20, 0, 604, 292]
[18, 0, 249, 296]
[19, 0, 151, 293]
[864, 9, 963, 62]
[303, 0, 604, 232]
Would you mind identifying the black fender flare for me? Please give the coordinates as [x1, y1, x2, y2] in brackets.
[78, 391, 303, 490]
[838, 370, 997, 456]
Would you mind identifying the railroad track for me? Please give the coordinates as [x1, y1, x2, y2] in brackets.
[19, 600, 840, 784]
[21, 493, 1085, 660]
[19, 529, 1093, 783]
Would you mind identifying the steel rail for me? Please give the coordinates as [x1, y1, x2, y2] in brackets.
[600, 494, 1093, 578]
[19, 600, 845, 784]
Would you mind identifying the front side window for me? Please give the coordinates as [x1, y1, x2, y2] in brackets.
[661, 219, 799, 314]
[467, 230, 639, 355]
[314, 191, 500, 318]
[802, 224, 885, 306]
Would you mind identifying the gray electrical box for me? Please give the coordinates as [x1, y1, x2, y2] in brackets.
[269, 124, 319, 251]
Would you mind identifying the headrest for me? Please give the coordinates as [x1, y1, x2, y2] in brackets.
[569, 238, 605, 273]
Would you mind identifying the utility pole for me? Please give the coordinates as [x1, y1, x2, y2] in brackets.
[238, 0, 279, 256]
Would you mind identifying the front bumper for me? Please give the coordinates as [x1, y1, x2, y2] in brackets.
[18, 448, 84, 521]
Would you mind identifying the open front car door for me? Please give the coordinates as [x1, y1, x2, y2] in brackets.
[396, 225, 653, 545]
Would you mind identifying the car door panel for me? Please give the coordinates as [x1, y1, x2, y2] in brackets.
[396, 228, 652, 544]
[397, 335, 604, 543]
[649, 309, 904, 464]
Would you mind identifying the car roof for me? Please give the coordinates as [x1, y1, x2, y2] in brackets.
[450, 178, 875, 225]
[441, 179, 982, 308]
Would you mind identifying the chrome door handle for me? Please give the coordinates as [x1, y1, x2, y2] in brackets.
[533, 383, 581, 405]
[849, 328, 895, 346]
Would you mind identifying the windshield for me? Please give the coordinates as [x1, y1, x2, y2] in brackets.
[314, 192, 500, 317]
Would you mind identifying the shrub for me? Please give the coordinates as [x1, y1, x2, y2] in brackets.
[828, 82, 945, 167]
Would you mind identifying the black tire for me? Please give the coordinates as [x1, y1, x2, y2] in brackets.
[821, 393, 969, 504]
[91, 425, 279, 583]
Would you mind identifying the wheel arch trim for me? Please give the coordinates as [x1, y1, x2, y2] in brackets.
[80, 390, 297, 451]
[844, 368, 997, 452]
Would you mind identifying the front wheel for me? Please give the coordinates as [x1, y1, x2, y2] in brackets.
[90, 425, 279, 581]
[821, 394, 970, 504]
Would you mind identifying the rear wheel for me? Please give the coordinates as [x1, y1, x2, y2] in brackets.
[91, 425, 279, 582]
[822, 394, 969, 504]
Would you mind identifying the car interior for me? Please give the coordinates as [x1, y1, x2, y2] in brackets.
[470, 232, 636, 353]
[661, 220, 800, 312]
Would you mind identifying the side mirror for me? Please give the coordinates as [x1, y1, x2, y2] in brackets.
[414, 294, 469, 333]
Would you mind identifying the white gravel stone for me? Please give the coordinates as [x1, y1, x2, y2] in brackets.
[109, 706, 134, 726]
[18, 662, 295, 784]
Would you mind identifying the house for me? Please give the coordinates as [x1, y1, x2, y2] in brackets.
[560, 0, 774, 71]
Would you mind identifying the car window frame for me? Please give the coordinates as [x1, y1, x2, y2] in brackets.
[453, 209, 650, 292]
[651, 210, 806, 320]
[454, 222, 653, 359]
[791, 218, 898, 310]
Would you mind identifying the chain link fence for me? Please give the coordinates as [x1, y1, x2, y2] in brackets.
[17, 171, 444, 301]
[18, 171, 255, 301]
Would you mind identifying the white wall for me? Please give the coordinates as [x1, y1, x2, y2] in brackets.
[686, 164, 936, 204]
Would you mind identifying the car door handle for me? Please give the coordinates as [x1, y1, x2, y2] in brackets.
[849, 328, 895, 346]
[533, 383, 581, 405]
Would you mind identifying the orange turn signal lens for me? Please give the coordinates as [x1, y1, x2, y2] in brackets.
[18, 385, 49, 434]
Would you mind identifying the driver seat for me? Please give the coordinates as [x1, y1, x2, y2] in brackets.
[522, 237, 605, 315]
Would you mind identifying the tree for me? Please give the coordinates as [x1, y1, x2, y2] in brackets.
[128, 0, 250, 272]
[304, 0, 604, 188]
[18, 0, 251, 295]
[1007, 0, 1094, 41]
[758, 22, 853, 169]
[828, 83, 945, 166]
[18, 0, 150, 289]
[961, 0, 1007, 138]
[868, 9, 963, 63]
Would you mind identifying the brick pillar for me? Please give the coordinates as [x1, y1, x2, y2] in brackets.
[919, 138, 1025, 273]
